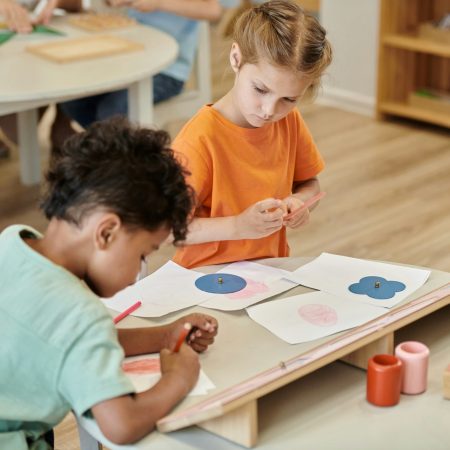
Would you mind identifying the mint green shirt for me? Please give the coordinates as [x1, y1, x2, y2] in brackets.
[0, 225, 135, 449]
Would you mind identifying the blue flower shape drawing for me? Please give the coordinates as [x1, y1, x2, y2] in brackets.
[348, 276, 406, 300]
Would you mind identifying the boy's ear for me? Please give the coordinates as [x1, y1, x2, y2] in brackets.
[230, 43, 242, 73]
[95, 213, 122, 250]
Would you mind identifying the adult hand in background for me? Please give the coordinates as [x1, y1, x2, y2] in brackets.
[34, 0, 58, 25]
[0, 0, 32, 33]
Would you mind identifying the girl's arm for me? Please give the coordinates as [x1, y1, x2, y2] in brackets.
[168, 180, 320, 245]
[181, 197, 286, 245]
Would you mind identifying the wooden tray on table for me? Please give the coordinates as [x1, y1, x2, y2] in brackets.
[26, 34, 144, 63]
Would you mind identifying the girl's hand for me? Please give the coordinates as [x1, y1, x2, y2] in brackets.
[236, 198, 285, 239]
[160, 344, 200, 395]
[166, 314, 218, 353]
[1, 0, 33, 33]
[282, 196, 310, 229]
[128, 0, 160, 12]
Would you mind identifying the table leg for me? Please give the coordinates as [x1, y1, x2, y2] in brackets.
[341, 333, 394, 370]
[198, 400, 258, 448]
[17, 109, 41, 185]
[128, 78, 153, 127]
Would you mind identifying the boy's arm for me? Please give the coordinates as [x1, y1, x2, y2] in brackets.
[91, 344, 199, 445]
[118, 313, 218, 355]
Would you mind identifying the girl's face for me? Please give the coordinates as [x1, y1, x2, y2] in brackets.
[229, 44, 311, 128]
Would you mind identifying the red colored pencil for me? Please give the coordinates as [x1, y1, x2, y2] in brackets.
[284, 191, 326, 220]
[173, 323, 192, 352]
[113, 301, 142, 324]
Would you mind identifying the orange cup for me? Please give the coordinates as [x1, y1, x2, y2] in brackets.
[367, 354, 403, 406]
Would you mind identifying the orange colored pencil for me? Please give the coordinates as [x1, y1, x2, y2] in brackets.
[173, 323, 192, 352]
[284, 191, 326, 220]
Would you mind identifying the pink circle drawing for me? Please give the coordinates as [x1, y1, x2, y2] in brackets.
[298, 304, 338, 327]
[226, 278, 269, 299]
[122, 358, 161, 374]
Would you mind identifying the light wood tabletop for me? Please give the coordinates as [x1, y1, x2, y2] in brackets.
[77, 257, 450, 449]
[0, 16, 178, 185]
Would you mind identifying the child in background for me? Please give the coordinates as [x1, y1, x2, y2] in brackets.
[0, 117, 218, 449]
[0, 0, 82, 157]
[57, 0, 224, 129]
[172, 0, 332, 268]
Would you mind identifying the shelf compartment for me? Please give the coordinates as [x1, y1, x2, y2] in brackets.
[383, 33, 450, 58]
[378, 101, 450, 128]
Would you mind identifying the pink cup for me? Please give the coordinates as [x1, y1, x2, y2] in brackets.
[395, 341, 429, 394]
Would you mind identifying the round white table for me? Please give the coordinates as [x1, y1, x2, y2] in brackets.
[0, 17, 178, 185]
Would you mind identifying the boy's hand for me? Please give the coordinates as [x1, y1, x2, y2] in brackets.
[160, 345, 200, 394]
[236, 198, 285, 239]
[167, 314, 218, 353]
[0, 0, 33, 33]
[282, 196, 310, 229]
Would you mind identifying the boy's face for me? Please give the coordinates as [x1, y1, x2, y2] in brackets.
[87, 221, 170, 298]
[230, 44, 311, 128]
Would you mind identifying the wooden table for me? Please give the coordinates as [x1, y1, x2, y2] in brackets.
[0, 17, 178, 185]
[78, 257, 450, 449]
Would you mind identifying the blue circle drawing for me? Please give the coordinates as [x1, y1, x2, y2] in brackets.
[195, 273, 247, 294]
[348, 276, 406, 300]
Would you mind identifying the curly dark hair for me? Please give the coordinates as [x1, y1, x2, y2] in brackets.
[41, 117, 194, 244]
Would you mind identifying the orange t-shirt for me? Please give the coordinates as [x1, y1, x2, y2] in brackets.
[172, 105, 324, 268]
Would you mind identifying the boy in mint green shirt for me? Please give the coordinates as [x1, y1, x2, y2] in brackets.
[0, 117, 218, 449]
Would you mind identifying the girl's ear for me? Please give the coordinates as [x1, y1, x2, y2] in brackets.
[230, 43, 242, 73]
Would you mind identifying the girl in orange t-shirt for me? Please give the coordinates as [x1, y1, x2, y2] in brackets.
[172, 0, 333, 268]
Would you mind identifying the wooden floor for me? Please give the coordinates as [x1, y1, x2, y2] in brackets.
[1, 18, 450, 450]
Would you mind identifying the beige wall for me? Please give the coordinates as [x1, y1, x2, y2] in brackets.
[319, 0, 380, 116]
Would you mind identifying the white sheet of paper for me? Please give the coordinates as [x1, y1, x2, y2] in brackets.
[199, 261, 298, 311]
[282, 253, 430, 308]
[102, 261, 212, 317]
[122, 354, 215, 396]
[247, 291, 386, 344]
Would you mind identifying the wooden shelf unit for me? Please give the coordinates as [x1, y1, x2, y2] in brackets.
[377, 0, 450, 128]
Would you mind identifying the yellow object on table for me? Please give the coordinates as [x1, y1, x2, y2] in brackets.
[69, 13, 136, 32]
